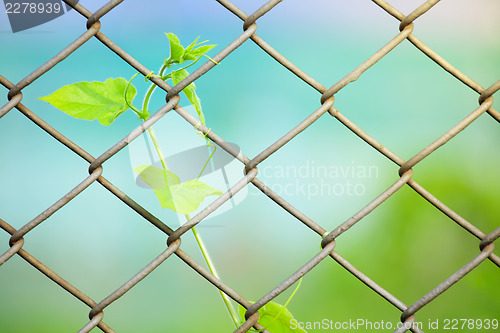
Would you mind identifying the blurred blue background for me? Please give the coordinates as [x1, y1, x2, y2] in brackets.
[0, 0, 499, 332]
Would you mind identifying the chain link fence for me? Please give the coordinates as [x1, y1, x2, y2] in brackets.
[1, 0, 499, 332]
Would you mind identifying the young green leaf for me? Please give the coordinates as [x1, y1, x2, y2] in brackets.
[183, 44, 217, 62]
[165, 32, 185, 65]
[134, 165, 222, 215]
[171, 69, 205, 125]
[39, 78, 136, 126]
[182, 37, 216, 62]
[165, 33, 216, 66]
[239, 302, 308, 333]
[183, 36, 200, 55]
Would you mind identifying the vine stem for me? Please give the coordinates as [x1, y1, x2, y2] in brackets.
[142, 63, 168, 116]
[126, 60, 241, 327]
[147, 127, 168, 171]
[187, 214, 241, 327]
[146, 122, 240, 328]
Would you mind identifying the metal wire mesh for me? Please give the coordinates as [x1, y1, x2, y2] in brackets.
[1, 0, 499, 332]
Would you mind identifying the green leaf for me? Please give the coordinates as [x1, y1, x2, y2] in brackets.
[183, 36, 200, 55]
[134, 165, 222, 215]
[171, 69, 205, 125]
[165, 32, 185, 64]
[134, 164, 180, 189]
[239, 302, 308, 333]
[165, 33, 216, 66]
[183, 44, 217, 62]
[39, 78, 136, 126]
[182, 37, 216, 62]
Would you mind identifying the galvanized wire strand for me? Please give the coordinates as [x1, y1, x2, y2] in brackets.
[322, 169, 414, 247]
[250, 178, 328, 236]
[480, 227, 500, 251]
[328, 106, 405, 165]
[9, 167, 103, 245]
[86, 0, 125, 29]
[321, 23, 414, 104]
[253, 241, 337, 313]
[88, 96, 181, 173]
[480, 80, 500, 104]
[0, 75, 95, 162]
[245, 97, 335, 172]
[78, 312, 104, 333]
[174, 249, 269, 333]
[408, 179, 500, 267]
[242, 0, 282, 31]
[97, 177, 175, 235]
[406, 41, 500, 122]
[216, 0, 249, 20]
[0, 236, 23, 266]
[401, 242, 497, 322]
[329, 251, 408, 312]
[6, 22, 101, 101]
[0, 93, 22, 118]
[250, 34, 327, 93]
[398, 0, 441, 31]
[173, 105, 250, 164]
[233, 312, 261, 333]
[167, 168, 259, 246]
[174, 249, 251, 309]
[88, 239, 182, 319]
[217, 0, 327, 93]
[399, 97, 494, 176]
[406, 35, 484, 94]
[94, 32, 174, 94]
[239, 241, 337, 330]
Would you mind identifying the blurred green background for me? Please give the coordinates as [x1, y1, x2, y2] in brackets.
[0, 0, 499, 332]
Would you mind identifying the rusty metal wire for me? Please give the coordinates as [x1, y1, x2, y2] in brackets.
[1, 0, 498, 332]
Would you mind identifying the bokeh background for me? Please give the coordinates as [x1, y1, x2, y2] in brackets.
[0, 0, 499, 332]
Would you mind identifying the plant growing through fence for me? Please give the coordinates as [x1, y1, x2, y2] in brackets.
[39, 32, 306, 332]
